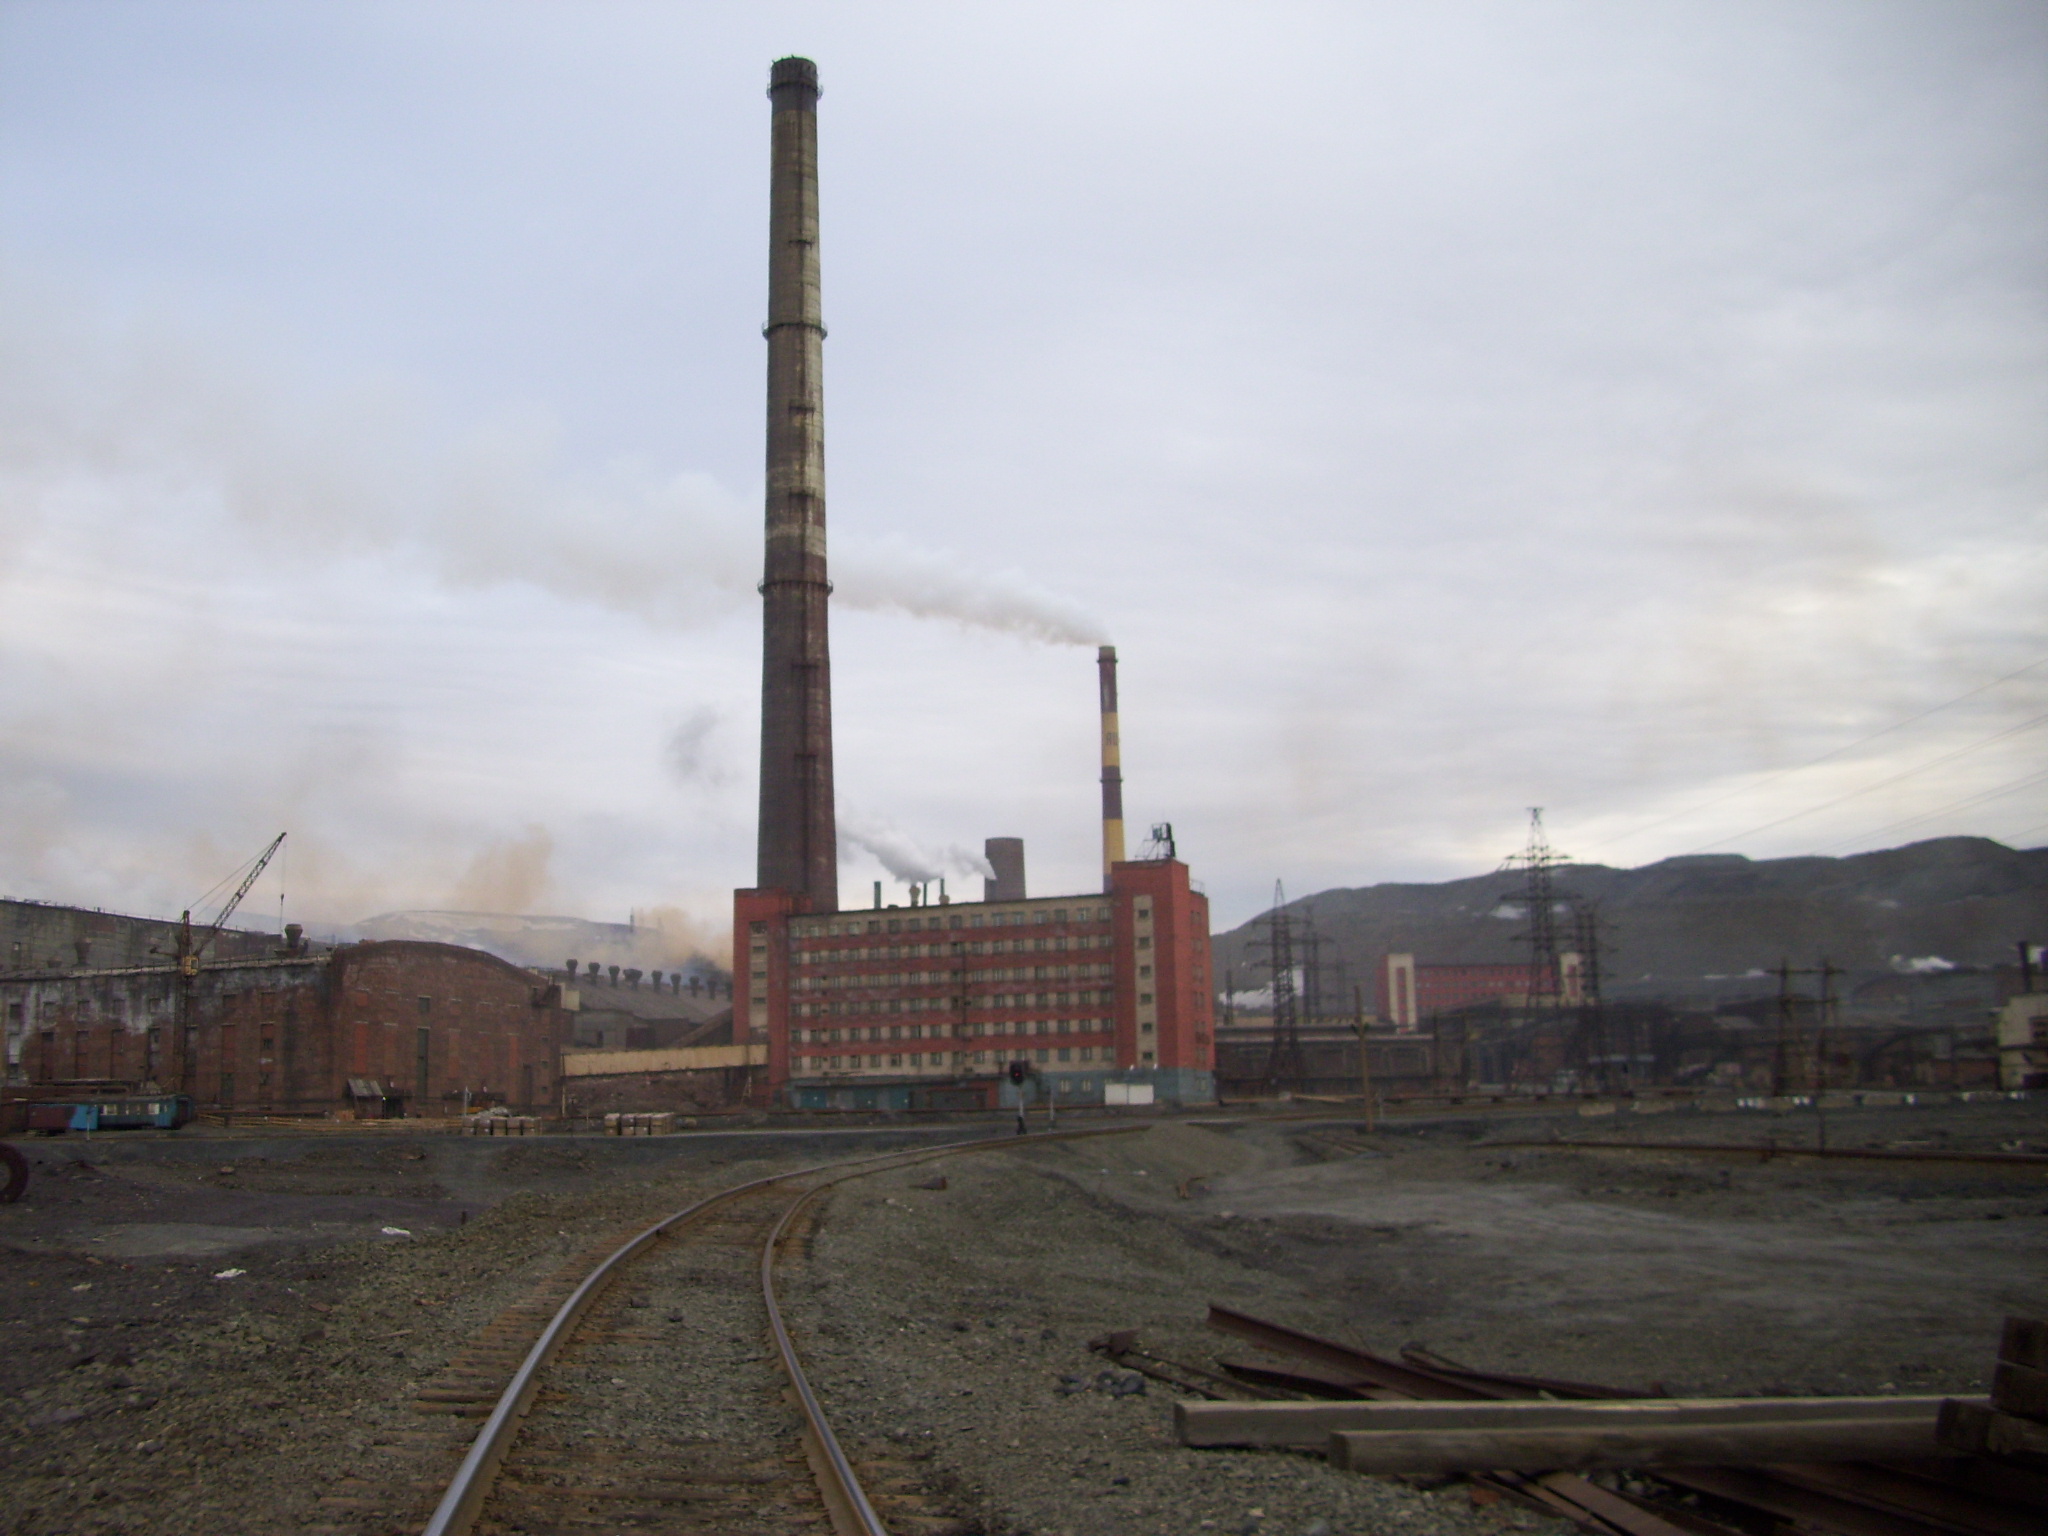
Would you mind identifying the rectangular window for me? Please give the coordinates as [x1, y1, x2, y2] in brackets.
[1034, 1048, 1048, 1063]
[889, 1054, 902, 1067]
[1058, 1047, 1072, 1062]
[416, 1024, 431, 1109]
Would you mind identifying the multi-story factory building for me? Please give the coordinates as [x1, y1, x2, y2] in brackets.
[738, 854, 1213, 1110]
[733, 60, 1214, 1111]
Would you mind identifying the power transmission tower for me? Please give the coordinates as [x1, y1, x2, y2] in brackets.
[1249, 882, 1305, 1093]
[1499, 808, 1572, 1085]
[1299, 907, 1330, 1025]
[1569, 898, 1608, 1089]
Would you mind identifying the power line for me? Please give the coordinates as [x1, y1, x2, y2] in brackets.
[1685, 710, 2048, 854]
[1812, 765, 2048, 854]
[1576, 655, 2048, 856]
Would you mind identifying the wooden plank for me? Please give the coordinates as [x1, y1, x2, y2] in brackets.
[1326, 1417, 1940, 1475]
[1941, 1397, 2048, 1459]
[2000, 1316, 2048, 1372]
[1175, 1396, 1951, 1449]
[1992, 1360, 2048, 1422]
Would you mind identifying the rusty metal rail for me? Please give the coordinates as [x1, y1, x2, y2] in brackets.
[420, 1124, 1139, 1536]
[1204, 1303, 2046, 1536]
[1483, 1137, 2048, 1168]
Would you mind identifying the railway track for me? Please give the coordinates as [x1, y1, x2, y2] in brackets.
[418, 1129, 1132, 1536]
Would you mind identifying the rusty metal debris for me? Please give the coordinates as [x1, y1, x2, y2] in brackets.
[1087, 1328, 1286, 1401]
[1191, 1303, 2048, 1536]
[1486, 1136, 2048, 1168]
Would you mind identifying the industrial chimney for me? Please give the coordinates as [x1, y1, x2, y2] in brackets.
[1098, 646, 1126, 891]
[755, 56, 839, 912]
[984, 837, 1026, 902]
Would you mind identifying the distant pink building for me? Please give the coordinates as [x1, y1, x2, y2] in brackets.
[1377, 952, 1584, 1029]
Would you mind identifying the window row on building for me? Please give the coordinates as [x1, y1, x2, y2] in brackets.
[795, 961, 1114, 988]
[796, 991, 1115, 1018]
[798, 1044, 1110, 1073]
[796, 1016, 1111, 1044]
[791, 905, 1113, 943]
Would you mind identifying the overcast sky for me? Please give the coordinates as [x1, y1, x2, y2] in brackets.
[2, 1, 2043, 949]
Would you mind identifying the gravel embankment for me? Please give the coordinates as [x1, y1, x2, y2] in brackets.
[0, 1137, 812, 1536]
[784, 1105, 2048, 1536]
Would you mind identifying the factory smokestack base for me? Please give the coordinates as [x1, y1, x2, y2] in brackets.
[756, 55, 838, 912]
[983, 838, 1026, 902]
[1098, 646, 1126, 891]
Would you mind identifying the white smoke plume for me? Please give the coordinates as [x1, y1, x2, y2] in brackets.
[833, 533, 1108, 647]
[839, 816, 996, 887]
[0, 276, 1109, 648]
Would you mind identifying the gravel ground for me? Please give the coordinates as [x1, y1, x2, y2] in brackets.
[0, 1130, 953, 1536]
[3, 1099, 2041, 1535]
[784, 1100, 2048, 1536]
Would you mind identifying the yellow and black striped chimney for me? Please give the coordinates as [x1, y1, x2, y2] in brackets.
[1097, 645, 1126, 891]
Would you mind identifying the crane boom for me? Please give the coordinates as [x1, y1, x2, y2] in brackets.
[178, 833, 287, 974]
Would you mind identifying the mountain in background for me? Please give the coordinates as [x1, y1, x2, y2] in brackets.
[1211, 837, 2048, 1008]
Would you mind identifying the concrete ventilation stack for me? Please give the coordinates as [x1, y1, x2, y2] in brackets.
[984, 837, 1026, 902]
[1098, 645, 1126, 891]
[756, 56, 838, 912]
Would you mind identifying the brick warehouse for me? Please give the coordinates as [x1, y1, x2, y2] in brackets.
[2, 940, 569, 1117]
[1378, 950, 1586, 1028]
[737, 855, 1214, 1111]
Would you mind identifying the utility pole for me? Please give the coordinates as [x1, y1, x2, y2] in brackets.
[1772, 960, 1794, 1098]
[1352, 982, 1375, 1132]
[1815, 959, 1839, 1152]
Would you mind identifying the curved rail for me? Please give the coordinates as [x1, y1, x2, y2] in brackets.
[761, 1172, 904, 1536]
[421, 1124, 1138, 1536]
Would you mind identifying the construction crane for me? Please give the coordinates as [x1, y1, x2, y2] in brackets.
[176, 833, 287, 977]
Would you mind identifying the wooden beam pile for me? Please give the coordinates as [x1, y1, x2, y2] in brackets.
[1939, 1317, 2048, 1462]
[1180, 1304, 2048, 1536]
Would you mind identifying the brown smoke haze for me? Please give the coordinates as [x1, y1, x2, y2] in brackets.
[448, 825, 553, 914]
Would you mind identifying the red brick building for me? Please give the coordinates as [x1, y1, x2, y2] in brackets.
[736, 857, 1214, 1109]
[3, 940, 569, 1116]
[1378, 951, 1584, 1029]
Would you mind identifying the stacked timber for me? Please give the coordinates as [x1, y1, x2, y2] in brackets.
[1180, 1302, 2048, 1533]
[603, 1112, 676, 1136]
[1939, 1316, 2048, 1462]
[1178, 1395, 1949, 1471]
[462, 1113, 541, 1136]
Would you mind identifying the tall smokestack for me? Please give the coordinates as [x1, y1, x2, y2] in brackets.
[984, 837, 1026, 902]
[756, 56, 838, 911]
[1098, 646, 1125, 891]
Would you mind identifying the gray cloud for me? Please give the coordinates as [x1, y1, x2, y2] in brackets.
[0, 2, 2041, 933]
